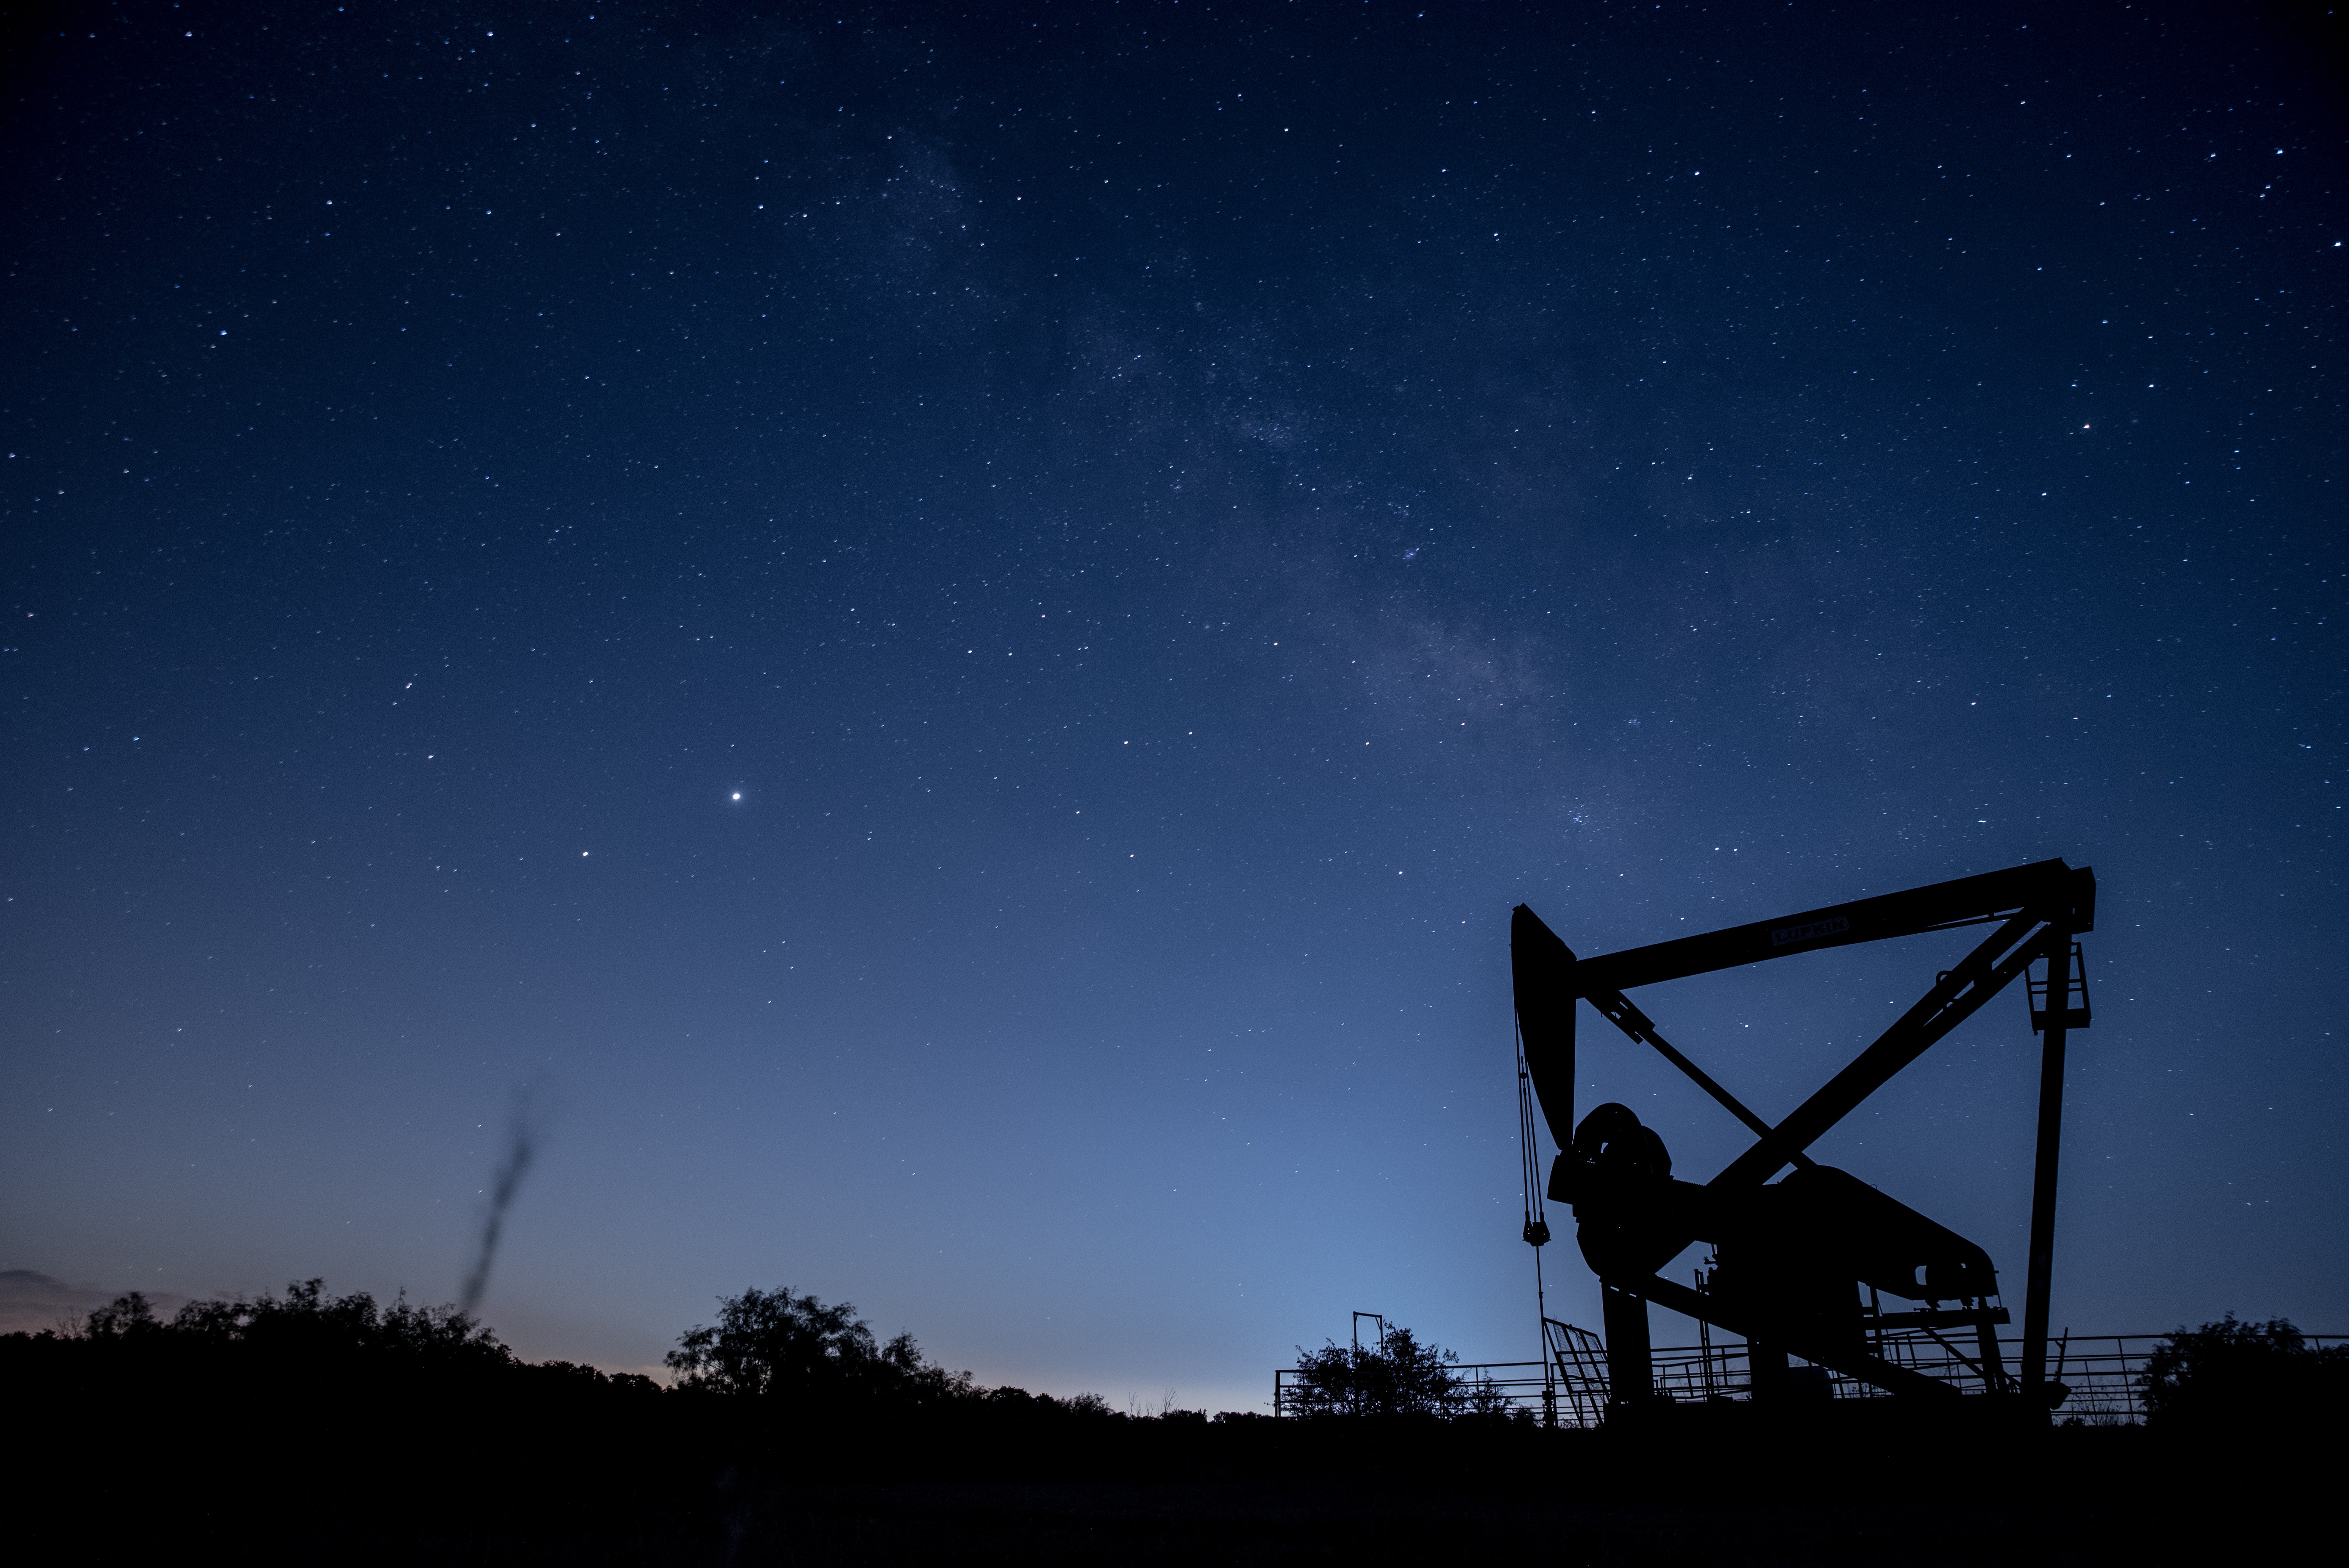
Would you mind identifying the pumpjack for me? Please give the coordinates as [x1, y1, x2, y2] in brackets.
[1512, 859, 2094, 1416]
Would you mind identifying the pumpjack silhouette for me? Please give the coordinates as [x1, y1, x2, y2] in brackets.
[1513, 859, 2094, 1415]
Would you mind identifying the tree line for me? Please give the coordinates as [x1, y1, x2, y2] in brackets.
[18, 1279, 2342, 1433]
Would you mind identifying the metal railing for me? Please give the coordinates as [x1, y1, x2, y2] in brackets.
[1273, 1330, 2347, 1426]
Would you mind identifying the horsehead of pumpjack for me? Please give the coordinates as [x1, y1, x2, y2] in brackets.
[1511, 859, 2095, 1409]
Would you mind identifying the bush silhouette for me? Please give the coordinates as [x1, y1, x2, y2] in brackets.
[2141, 1315, 2349, 1432]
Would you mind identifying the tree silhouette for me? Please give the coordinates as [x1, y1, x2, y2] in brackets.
[167, 1278, 512, 1374]
[83, 1290, 162, 1338]
[1286, 1323, 1465, 1418]
[666, 1286, 972, 1409]
[2141, 1315, 2349, 1431]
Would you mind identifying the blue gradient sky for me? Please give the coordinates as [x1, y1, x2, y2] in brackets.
[4, 1, 2341, 1411]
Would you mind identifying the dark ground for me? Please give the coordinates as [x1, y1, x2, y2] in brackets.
[26, 1388, 2327, 1563]
[566, 1460, 2287, 1567]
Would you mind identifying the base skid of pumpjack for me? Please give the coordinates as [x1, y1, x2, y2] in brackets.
[1596, 1389, 2053, 1440]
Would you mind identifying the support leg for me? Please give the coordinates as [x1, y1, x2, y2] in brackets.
[1975, 1310, 2008, 1395]
[1601, 1283, 1653, 1413]
[1748, 1341, 1789, 1401]
[2021, 931, 2071, 1405]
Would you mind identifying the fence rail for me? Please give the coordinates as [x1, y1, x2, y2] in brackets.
[1273, 1330, 2348, 1427]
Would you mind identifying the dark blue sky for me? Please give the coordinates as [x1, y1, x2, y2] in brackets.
[4, 1, 2341, 1407]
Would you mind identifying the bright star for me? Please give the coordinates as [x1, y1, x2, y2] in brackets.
[730, 791, 742, 802]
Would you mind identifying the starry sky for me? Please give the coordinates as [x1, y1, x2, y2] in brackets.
[4, 2, 2342, 1409]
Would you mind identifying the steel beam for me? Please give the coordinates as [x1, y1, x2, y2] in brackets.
[1624, 1273, 1961, 1401]
[1600, 1284, 1654, 1408]
[1574, 860, 2091, 995]
[1707, 910, 2046, 1192]
[1583, 983, 1808, 1161]
[2019, 926, 2073, 1402]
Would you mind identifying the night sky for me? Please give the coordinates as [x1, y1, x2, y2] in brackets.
[4, 2, 2341, 1409]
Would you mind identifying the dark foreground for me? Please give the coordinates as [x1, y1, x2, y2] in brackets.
[482, 1447, 2313, 1567]
[12, 1329, 2328, 1564]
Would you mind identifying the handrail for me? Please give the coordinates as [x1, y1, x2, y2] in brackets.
[1271, 1332, 2346, 1425]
